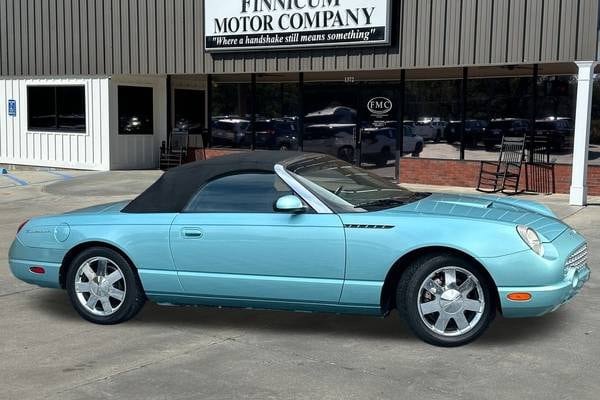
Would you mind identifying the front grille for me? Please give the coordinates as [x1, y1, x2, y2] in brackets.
[565, 244, 588, 276]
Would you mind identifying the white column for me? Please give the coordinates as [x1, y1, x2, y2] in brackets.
[570, 61, 597, 206]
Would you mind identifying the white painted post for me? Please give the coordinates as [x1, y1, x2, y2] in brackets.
[570, 61, 597, 206]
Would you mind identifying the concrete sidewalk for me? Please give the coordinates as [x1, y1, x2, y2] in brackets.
[0, 171, 598, 400]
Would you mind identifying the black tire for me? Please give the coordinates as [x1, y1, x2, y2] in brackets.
[279, 143, 290, 151]
[375, 147, 391, 167]
[66, 247, 146, 325]
[338, 146, 355, 163]
[412, 142, 423, 157]
[396, 253, 495, 347]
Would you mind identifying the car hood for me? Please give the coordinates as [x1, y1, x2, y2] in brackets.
[63, 201, 130, 215]
[389, 193, 568, 242]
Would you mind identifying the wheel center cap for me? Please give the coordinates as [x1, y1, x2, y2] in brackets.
[440, 289, 463, 313]
[441, 289, 461, 301]
[91, 277, 109, 297]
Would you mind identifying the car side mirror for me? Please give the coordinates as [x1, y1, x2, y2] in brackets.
[275, 195, 307, 214]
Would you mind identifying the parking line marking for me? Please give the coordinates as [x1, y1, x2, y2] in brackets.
[1, 174, 29, 186]
[45, 170, 74, 180]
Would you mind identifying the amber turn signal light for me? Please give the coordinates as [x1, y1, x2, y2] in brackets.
[507, 292, 532, 301]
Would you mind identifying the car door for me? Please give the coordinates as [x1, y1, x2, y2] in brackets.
[403, 127, 417, 152]
[169, 172, 346, 305]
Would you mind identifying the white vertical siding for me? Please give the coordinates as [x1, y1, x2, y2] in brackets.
[0, 77, 110, 170]
[109, 75, 167, 170]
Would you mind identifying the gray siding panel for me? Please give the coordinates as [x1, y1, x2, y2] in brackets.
[0, 0, 597, 77]
[79, 0, 89, 74]
[120, 0, 130, 74]
[147, 0, 157, 75]
[430, 0, 446, 67]
[506, 0, 525, 63]
[490, 0, 509, 63]
[103, 0, 113, 74]
[402, 0, 417, 67]
[35, 0, 44, 75]
[111, 0, 122, 74]
[524, 0, 543, 63]
[461, 0, 478, 65]
[7, 0, 15, 76]
[129, 0, 139, 74]
[165, 1, 175, 74]
[13, 0, 22, 75]
[559, 0, 579, 61]
[174, 0, 185, 73]
[578, 0, 599, 59]
[415, 0, 432, 67]
[1, 1, 6, 74]
[19, 0, 30, 75]
[445, 0, 461, 66]
[156, 0, 166, 74]
[57, 0, 66, 75]
[71, 0, 81, 75]
[475, 0, 493, 64]
[49, 1, 58, 75]
[541, 0, 561, 62]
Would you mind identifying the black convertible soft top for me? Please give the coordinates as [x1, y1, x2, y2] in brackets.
[123, 151, 308, 213]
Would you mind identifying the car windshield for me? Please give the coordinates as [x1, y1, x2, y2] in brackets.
[488, 120, 515, 129]
[286, 156, 429, 212]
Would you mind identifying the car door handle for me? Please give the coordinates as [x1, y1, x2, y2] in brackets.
[181, 228, 204, 239]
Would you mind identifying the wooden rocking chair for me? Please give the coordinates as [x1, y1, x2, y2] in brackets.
[477, 135, 526, 194]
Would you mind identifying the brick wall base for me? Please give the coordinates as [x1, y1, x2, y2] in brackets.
[399, 158, 600, 196]
[204, 149, 600, 196]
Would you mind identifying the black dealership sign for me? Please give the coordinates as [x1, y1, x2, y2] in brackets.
[204, 0, 391, 52]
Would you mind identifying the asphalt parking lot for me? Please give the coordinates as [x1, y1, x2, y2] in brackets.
[1, 170, 598, 400]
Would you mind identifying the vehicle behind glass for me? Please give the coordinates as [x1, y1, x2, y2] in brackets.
[211, 118, 250, 147]
[483, 118, 530, 150]
[535, 118, 574, 151]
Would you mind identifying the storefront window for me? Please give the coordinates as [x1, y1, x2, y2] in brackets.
[255, 75, 300, 151]
[405, 79, 461, 160]
[118, 86, 154, 135]
[464, 74, 576, 165]
[27, 86, 86, 133]
[535, 75, 577, 164]
[210, 75, 252, 148]
[465, 76, 533, 161]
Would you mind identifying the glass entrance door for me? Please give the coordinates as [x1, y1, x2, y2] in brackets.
[173, 89, 207, 148]
[304, 83, 360, 163]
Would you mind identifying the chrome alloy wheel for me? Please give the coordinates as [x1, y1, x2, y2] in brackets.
[74, 257, 127, 316]
[417, 267, 485, 337]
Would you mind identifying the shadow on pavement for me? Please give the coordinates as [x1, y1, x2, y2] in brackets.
[34, 289, 569, 345]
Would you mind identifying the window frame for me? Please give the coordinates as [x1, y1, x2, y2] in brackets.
[26, 84, 87, 134]
[182, 171, 314, 214]
[117, 85, 155, 136]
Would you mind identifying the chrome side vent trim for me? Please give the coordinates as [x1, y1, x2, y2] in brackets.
[344, 224, 395, 230]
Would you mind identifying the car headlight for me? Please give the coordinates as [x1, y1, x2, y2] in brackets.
[517, 225, 545, 256]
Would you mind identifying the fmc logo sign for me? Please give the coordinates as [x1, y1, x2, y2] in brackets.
[367, 97, 392, 116]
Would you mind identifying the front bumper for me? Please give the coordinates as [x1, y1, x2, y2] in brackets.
[499, 265, 590, 318]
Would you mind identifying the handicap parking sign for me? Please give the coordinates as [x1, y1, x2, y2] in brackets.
[8, 99, 16, 117]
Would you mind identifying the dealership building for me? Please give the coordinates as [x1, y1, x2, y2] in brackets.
[1, 0, 599, 205]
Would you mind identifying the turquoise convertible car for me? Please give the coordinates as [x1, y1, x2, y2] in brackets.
[9, 152, 590, 346]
